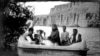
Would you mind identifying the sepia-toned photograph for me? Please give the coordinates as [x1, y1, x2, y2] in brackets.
[0, 0, 100, 56]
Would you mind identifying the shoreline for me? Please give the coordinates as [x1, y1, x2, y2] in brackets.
[33, 25, 100, 29]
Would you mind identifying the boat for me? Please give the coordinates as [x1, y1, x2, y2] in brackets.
[17, 34, 89, 56]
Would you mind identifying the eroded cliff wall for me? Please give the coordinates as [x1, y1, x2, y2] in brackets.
[35, 2, 100, 27]
[49, 2, 100, 27]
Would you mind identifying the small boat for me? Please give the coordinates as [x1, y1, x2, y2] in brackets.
[17, 35, 89, 56]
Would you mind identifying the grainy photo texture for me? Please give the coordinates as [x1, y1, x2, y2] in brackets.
[0, 0, 100, 56]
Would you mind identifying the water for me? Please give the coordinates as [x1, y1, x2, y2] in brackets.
[33, 26, 100, 56]
[0, 26, 100, 56]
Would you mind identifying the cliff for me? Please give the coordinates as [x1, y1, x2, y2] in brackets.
[35, 2, 100, 27]
[35, 15, 49, 26]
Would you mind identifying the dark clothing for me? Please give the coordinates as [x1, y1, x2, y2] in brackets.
[25, 34, 40, 44]
[33, 34, 40, 44]
[61, 39, 71, 46]
[77, 34, 82, 42]
[48, 30, 61, 45]
[72, 34, 76, 43]
[71, 34, 82, 43]
[28, 35, 34, 41]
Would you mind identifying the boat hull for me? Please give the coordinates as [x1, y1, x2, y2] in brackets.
[17, 35, 88, 56]
[18, 47, 88, 56]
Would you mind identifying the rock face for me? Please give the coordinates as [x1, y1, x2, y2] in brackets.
[35, 15, 50, 26]
[35, 2, 100, 27]
[49, 2, 100, 27]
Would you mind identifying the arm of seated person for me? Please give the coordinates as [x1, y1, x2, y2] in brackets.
[69, 35, 73, 43]
[77, 34, 82, 42]
[26, 36, 35, 44]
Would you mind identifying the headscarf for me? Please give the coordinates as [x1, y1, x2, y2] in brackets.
[52, 24, 58, 31]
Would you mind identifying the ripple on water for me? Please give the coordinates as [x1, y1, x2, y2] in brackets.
[87, 41, 100, 56]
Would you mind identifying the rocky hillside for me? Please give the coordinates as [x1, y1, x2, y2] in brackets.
[35, 2, 100, 27]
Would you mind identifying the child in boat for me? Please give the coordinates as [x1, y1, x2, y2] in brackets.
[25, 28, 39, 44]
[70, 29, 82, 44]
[48, 24, 61, 45]
[36, 30, 46, 44]
[36, 29, 58, 46]
[61, 26, 69, 46]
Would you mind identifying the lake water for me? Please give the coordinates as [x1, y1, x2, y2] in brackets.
[0, 27, 100, 56]
[33, 26, 100, 56]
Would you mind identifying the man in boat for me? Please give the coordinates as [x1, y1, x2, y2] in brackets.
[61, 26, 69, 45]
[25, 28, 39, 44]
[48, 24, 61, 45]
[70, 29, 82, 44]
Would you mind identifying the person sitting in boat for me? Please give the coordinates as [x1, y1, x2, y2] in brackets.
[61, 26, 69, 46]
[70, 29, 82, 44]
[37, 30, 57, 46]
[25, 28, 39, 44]
[36, 30, 46, 43]
[48, 24, 61, 45]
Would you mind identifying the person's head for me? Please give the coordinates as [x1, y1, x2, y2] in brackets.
[73, 29, 78, 35]
[28, 28, 33, 35]
[62, 26, 66, 32]
[52, 24, 58, 31]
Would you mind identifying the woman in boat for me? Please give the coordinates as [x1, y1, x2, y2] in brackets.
[48, 24, 61, 45]
[70, 29, 82, 44]
[61, 26, 70, 46]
